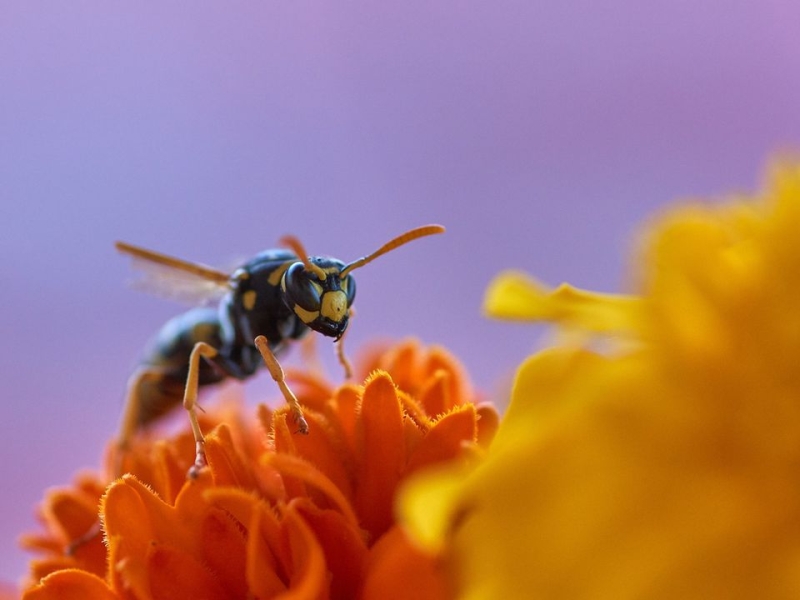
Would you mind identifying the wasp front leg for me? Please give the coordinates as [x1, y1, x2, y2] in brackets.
[335, 307, 354, 379]
[254, 335, 309, 434]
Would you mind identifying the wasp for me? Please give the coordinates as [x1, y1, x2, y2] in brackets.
[113, 225, 445, 476]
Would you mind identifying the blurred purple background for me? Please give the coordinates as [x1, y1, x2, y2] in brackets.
[2, 0, 800, 583]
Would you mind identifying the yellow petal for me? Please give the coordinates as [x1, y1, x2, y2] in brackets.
[397, 465, 468, 555]
[484, 270, 641, 333]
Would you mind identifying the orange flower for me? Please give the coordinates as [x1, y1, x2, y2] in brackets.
[20, 339, 498, 600]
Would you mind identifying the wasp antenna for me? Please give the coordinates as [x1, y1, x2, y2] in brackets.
[115, 241, 231, 284]
[340, 224, 446, 277]
[279, 235, 328, 281]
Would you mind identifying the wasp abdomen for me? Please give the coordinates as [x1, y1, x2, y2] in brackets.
[134, 307, 226, 427]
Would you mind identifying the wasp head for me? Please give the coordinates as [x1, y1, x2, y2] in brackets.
[278, 224, 444, 340]
[281, 257, 356, 340]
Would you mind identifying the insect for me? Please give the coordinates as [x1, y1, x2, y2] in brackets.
[114, 224, 445, 476]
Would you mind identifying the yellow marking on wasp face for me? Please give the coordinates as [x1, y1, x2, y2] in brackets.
[269, 260, 294, 287]
[294, 304, 320, 324]
[310, 280, 324, 297]
[242, 290, 257, 311]
[321, 290, 347, 322]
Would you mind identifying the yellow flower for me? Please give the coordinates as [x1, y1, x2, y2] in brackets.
[20, 339, 498, 600]
[401, 161, 800, 599]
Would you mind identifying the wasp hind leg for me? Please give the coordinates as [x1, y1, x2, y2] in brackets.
[114, 367, 170, 476]
[254, 335, 309, 434]
[67, 367, 166, 556]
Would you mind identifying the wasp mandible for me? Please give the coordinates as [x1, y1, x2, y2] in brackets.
[114, 225, 445, 475]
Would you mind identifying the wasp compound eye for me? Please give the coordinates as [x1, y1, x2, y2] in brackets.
[284, 262, 322, 311]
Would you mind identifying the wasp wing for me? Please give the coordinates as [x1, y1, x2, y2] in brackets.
[116, 241, 232, 306]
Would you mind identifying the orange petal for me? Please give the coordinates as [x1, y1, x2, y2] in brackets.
[257, 403, 274, 438]
[397, 390, 432, 433]
[207, 488, 286, 585]
[423, 346, 470, 408]
[70, 539, 107, 581]
[255, 503, 285, 580]
[275, 506, 328, 600]
[18, 533, 63, 555]
[361, 526, 451, 600]
[205, 425, 256, 491]
[329, 384, 361, 453]
[146, 544, 231, 600]
[198, 511, 248, 598]
[74, 473, 107, 499]
[379, 340, 419, 392]
[23, 569, 117, 600]
[102, 477, 153, 542]
[22, 524, 106, 580]
[204, 487, 259, 527]
[246, 506, 288, 597]
[285, 369, 336, 412]
[271, 411, 309, 499]
[112, 430, 198, 505]
[352, 339, 394, 380]
[42, 489, 98, 543]
[104, 476, 164, 544]
[148, 441, 190, 505]
[172, 467, 217, 530]
[405, 405, 477, 476]
[418, 370, 451, 418]
[265, 454, 359, 529]
[102, 477, 154, 597]
[27, 556, 79, 583]
[293, 499, 368, 600]
[355, 372, 406, 539]
[403, 415, 425, 459]
[272, 407, 298, 455]
[106, 472, 217, 597]
[282, 410, 354, 504]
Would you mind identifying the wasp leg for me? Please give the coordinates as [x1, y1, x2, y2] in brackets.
[335, 334, 353, 380]
[115, 367, 166, 476]
[67, 368, 166, 556]
[183, 341, 219, 478]
[65, 519, 103, 557]
[254, 335, 309, 434]
[336, 307, 354, 379]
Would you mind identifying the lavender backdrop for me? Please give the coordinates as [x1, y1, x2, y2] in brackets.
[2, 0, 800, 583]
